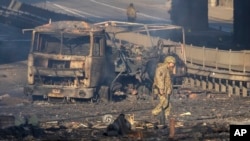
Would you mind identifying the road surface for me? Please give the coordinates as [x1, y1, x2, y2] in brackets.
[18, 0, 232, 32]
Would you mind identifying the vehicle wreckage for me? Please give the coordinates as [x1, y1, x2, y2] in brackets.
[23, 20, 187, 102]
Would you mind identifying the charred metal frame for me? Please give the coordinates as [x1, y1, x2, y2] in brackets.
[94, 21, 187, 100]
[24, 21, 107, 100]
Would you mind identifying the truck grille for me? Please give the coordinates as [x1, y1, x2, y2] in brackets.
[48, 60, 70, 69]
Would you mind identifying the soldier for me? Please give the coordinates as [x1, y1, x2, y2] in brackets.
[166, 0, 172, 11]
[151, 56, 176, 123]
[126, 3, 137, 22]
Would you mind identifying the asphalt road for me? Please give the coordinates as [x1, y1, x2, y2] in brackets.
[18, 0, 232, 32]
[19, 0, 171, 24]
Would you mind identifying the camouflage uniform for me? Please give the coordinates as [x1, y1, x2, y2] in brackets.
[152, 56, 175, 118]
[126, 3, 136, 22]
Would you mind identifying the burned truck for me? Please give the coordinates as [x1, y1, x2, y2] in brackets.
[23, 21, 186, 102]
[23, 21, 111, 102]
[99, 21, 187, 99]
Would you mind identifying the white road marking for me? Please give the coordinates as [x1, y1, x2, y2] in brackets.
[46, 1, 100, 18]
[90, 0, 171, 22]
[69, 9, 101, 18]
[90, 0, 125, 11]
[47, 2, 86, 18]
[46, 0, 170, 22]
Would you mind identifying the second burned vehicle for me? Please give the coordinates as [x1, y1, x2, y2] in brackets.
[23, 21, 186, 102]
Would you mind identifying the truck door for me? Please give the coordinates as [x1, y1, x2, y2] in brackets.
[85, 35, 105, 87]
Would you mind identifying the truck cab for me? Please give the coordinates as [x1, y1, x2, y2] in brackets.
[24, 21, 107, 101]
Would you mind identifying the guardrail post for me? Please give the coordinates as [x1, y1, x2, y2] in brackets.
[220, 79, 226, 93]
[239, 81, 247, 97]
[195, 75, 201, 87]
[234, 81, 240, 96]
[227, 80, 233, 96]
[189, 75, 195, 87]
[208, 77, 213, 90]
[242, 85, 247, 97]
[201, 76, 207, 90]
[215, 78, 220, 92]
[232, 80, 236, 96]
[247, 82, 250, 96]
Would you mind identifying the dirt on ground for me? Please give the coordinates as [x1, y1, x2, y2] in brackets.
[1, 23, 250, 141]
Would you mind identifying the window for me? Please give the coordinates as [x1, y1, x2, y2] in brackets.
[33, 33, 91, 56]
[93, 36, 105, 56]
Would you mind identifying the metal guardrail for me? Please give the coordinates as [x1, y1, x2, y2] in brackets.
[185, 45, 250, 73]
[111, 28, 250, 83]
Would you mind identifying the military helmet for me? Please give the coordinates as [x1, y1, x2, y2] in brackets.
[164, 56, 176, 64]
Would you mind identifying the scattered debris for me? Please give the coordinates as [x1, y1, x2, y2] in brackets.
[206, 93, 230, 100]
[104, 114, 132, 136]
[180, 112, 192, 116]
[102, 114, 114, 125]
